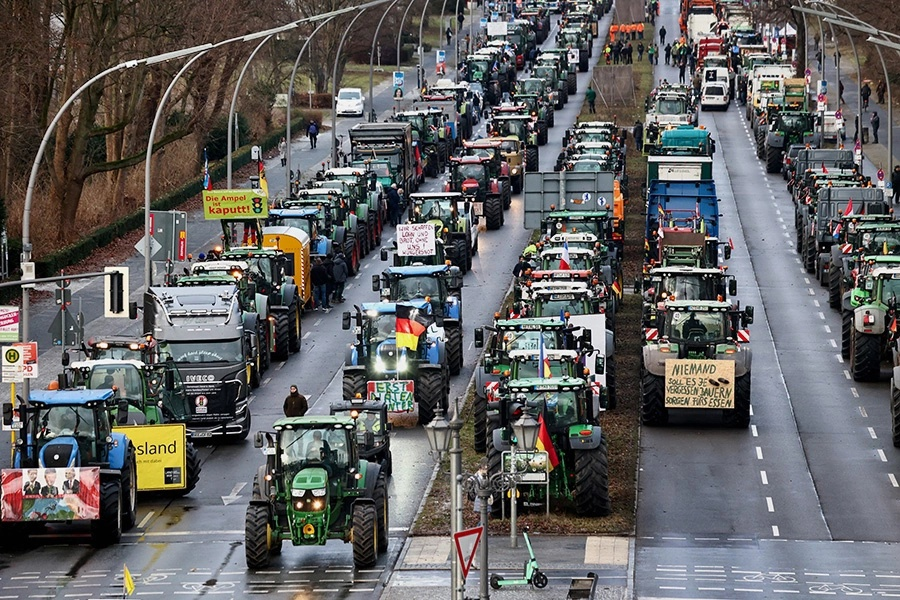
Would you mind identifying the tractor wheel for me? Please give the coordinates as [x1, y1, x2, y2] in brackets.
[175, 443, 202, 496]
[567, 72, 577, 94]
[121, 445, 137, 531]
[343, 371, 367, 401]
[416, 369, 445, 425]
[258, 319, 271, 373]
[452, 238, 468, 274]
[466, 234, 474, 271]
[765, 145, 781, 173]
[640, 370, 668, 426]
[755, 130, 765, 159]
[841, 310, 852, 359]
[525, 146, 539, 173]
[548, 110, 555, 128]
[722, 373, 751, 428]
[579, 57, 588, 72]
[572, 437, 611, 516]
[828, 265, 842, 309]
[561, 86, 569, 105]
[245, 504, 272, 570]
[90, 480, 123, 548]
[446, 325, 463, 376]
[272, 312, 291, 361]
[473, 392, 488, 453]
[500, 179, 511, 209]
[484, 195, 503, 231]
[891, 379, 900, 448]
[606, 354, 617, 410]
[383, 451, 393, 477]
[352, 503, 378, 568]
[803, 236, 816, 273]
[373, 474, 389, 553]
[512, 173, 523, 194]
[795, 217, 803, 250]
[288, 301, 302, 353]
[555, 94, 564, 110]
[537, 122, 548, 146]
[852, 330, 882, 382]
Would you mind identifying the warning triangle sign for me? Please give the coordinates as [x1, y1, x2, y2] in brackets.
[454, 526, 483, 580]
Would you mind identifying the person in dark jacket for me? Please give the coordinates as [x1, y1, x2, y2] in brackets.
[332, 252, 349, 303]
[284, 385, 309, 417]
[892, 166, 900, 204]
[311, 257, 330, 310]
[387, 184, 402, 226]
[323, 254, 336, 306]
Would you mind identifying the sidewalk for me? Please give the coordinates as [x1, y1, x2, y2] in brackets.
[383, 534, 630, 600]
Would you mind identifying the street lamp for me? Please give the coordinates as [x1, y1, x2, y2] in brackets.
[507, 413, 539, 548]
[417, 0, 431, 90]
[369, 0, 406, 122]
[397, 0, 423, 72]
[331, 7, 374, 166]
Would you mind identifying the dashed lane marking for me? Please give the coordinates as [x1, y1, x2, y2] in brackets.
[878, 449, 888, 462]
[751, 425, 758, 437]
[263, 377, 271, 386]
[890, 474, 899, 487]
[851, 388, 859, 398]
[277, 361, 285, 370]
[756, 446, 763, 460]
[766, 497, 775, 512]
[868, 427, 877, 439]
[824, 325, 831, 333]
[772, 525, 780, 537]
[302, 331, 311, 339]
[314, 318, 322, 326]
[844, 369, 851, 379]
[813, 299, 820, 307]
[859, 406, 868, 417]
[818, 311, 825, 319]
[837, 354, 844, 364]
[829, 339, 837, 348]
[760, 471, 769, 485]
[138, 511, 154, 529]
[809, 288, 816, 295]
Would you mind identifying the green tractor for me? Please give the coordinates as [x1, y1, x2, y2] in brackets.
[536, 50, 577, 96]
[490, 115, 540, 177]
[487, 377, 611, 516]
[841, 261, 900, 381]
[763, 111, 819, 173]
[515, 76, 558, 121]
[245, 416, 388, 569]
[828, 219, 900, 309]
[641, 300, 754, 427]
[393, 109, 451, 177]
[407, 192, 478, 273]
[531, 62, 567, 110]
[315, 167, 385, 252]
[446, 156, 505, 231]
[285, 188, 364, 273]
[330, 397, 393, 476]
[556, 28, 590, 71]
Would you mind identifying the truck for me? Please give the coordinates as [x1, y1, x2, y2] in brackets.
[646, 180, 720, 241]
[245, 416, 388, 569]
[1, 390, 137, 547]
[144, 284, 254, 441]
[349, 122, 417, 193]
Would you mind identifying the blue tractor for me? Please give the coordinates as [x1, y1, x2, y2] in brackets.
[1, 390, 137, 547]
[341, 301, 449, 425]
[373, 264, 464, 376]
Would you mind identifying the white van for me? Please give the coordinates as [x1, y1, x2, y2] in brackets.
[700, 82, 730, 110]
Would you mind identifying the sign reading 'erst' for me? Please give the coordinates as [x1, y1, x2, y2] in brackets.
[664, 359, 735, 409]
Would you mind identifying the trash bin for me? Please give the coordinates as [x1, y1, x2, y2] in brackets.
[862, 127, 869, 144]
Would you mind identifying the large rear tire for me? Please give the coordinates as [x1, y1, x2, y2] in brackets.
[567, 72, 577, 94]
[841, 310, 852, 359]
[416, 369, 446, 425]
[288, 301, 302, 353]
[803, 235, 817, 273]
[852, 330, 882, 382]
[891, 379, 900, 448]
[373, 474, 389, 553]
[352, 503, 378, 568]
[765, 145, 781, 173]
[272, 312, 291, 361]
[91, 480, 123, 548]
[446, 326, 463, 376]
[484, 196, 503, 231]
[343, 371, 367, 401]
[176, 443, 202, 496]
[828, 265, 842, 309]
[640, 370, 668, 426]
[245, 504, 271, 569]
[473, 392, 488, 453]
[572, 437, 611, 516]
[121, 446, 137, 531]
[511, 173, 523, 194]
[525, 146, 539, 173]
[258, 320, 271, 373]
[452, 238, 468, 274]
[722, 373, 751, 428]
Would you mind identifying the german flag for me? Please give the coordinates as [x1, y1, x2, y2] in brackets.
[535, 414, 560, 471]
[395, 304, 433, 350]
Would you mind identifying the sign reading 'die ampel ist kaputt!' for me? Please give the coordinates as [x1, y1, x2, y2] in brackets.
[396, 223, 436, 257]
[202, 190, 268, 219]
[664, 359, 735, 409]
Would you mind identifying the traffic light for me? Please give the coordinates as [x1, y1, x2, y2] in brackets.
[251, 194, 264, 214]
[104, 267, 129, 318]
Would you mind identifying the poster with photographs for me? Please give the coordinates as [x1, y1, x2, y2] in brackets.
[1, 467, 100, 521]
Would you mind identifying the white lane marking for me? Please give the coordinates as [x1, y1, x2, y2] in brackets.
[851, 388, 859, 398]
[859, 406, 868, 418]
[363, 263, 370, 269]
[138, 511, 155, 529]
[890, 474, 899, 488]
[836, 354, 844, 364]
[766, 497, 775, 512]
[813, 300, 820, 307]
[868, 427, 877, 439]
[751, 425, 758, 437]
[276, 361, 285, 370]
[844, 369, 851, 379]
[824, 325, 831, 333]
[760, 471, 768, 485]
[878, 449, 888, 462]
[808, 288, 816, 295]
[302, 331, 311, 339]
[262, 377, 271, 386]
[772, 525, 780, 537]
[314, 318, 322, 326]
[818, 311, 825, 320]
[806, 278, 811, 285]
[829, 339, 837, 348]
[346, 283, 354, 290]
[355, 273, 362, 280]
[756, 447, 763, 460]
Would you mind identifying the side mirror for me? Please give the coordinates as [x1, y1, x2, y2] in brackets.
[595, 355, 605, 375]
[342, 311, 352, 330]
[2, 403, 12, 427]
[581, 328, 592, 346]
[165, 368, 176, 391]
[372, 274, 381, 292]
[474, 327, 484, 348]
[744, 305, 754, 324]
[728, 279, 737, 296]
[380, 248, 388, 261]
[254, 431, 265, 449]
[129, 302, 139, 320]
[116, 401, 129, 426]
[61, 351, 70, 367]
[723, 244, 732, 260]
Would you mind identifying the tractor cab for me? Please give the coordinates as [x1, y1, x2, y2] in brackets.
[80, 336, 157, 364]
[330, 397, 392, 475]
[657, 300, 753, 357]
[267, 208, 331, 258]
[377, 264, 462, 318]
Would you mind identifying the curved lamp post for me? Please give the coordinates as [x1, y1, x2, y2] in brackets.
[369, 0, 406, 122]
[397, 0, 422, 72]
[417, 0, 432, 89]
[332, 7, 374, 165]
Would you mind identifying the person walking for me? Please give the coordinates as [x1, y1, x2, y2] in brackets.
[871, 111, 880, 144]
[311, 257, 330, 311]
[323, 253, 336, 308]
[278, 137, 287, 167]
[892, 166, 900, 204]
[876, 80, 887, 104]
[332, 251, 348, 303]
[283, 385, 309, 417]
[664, 42, 672, 66]
[659, 25, 667, 46]
[678, 57, 687, 84]
[861, 82, 871, 110]
[637, 42, 644, 61]
[838, 80, 845, 105]
[307, 121, 318, 148]
[386, 183, 402, 226]
[586, 86, 596, 113]
[446, 25, 452, 46]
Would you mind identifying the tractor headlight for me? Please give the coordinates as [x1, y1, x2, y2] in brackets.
[397, 354, 409, 372]
[312, 500, 324, 511]
[311, 488, 327, 497]
[375, 356, 387, 372]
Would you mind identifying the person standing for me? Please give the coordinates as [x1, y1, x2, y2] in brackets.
[876, 80, 887, 104]
[386, 183, 402, 226]
[513, 255, 531, 278]
[892, 166, 900, 204]
[678, 56, 687, 84]
[637, 42, 644, 61]
[871, 112, 880, 144]
[861, 82, 871, 110]
[586, 86, 596, 113]
[278, 137, 287, 167]
[633, 120, 644, 152]
[446, 25, 452, 46]
[307, 121, 318, 148]
[659, 25, 667, 46]
[647, 43, 656, 64]
[324, 254, 336, 308]
[283, 385, 309, 417]
[332, 252, 348, 303]
[664, 42, 672, 66]
[311, 257, 330, 310]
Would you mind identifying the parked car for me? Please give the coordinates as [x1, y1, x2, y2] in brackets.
[336, 88, 365, 117]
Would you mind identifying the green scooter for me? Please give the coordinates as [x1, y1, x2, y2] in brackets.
[489, 527, 548, 589]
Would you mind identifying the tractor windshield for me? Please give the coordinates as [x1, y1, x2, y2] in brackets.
[861, 232, 900, 254]
[654, 275, 719, 301]
[457, 163, 486, 180]
[541, 253, 591, 270]
[878, 277, 900, 304]
[501, 330, 561, 352]
[244, 257, 275, 283]
[516, 389, 581, 429]
[656, 98, 686, 115]
[89, 346, 143, 361]
[497, 120, 528, 139]
[514, 358, 571, 379]
[666, 309, 728, 342]
[86, 365, 144, 403]
[272, 215, 315, 238]
[158, 340, 245, 364]
[578, 132, 614, 143]
[36, 405, 98, 445]
[537, 295, 589, 316]
[779, 114, 810, 133]
[499, 140, 519, 153]
[366, 313, 397, 344]
[418, 199, 452, 221]
[393, 276, 441, 301]
[518, 80, 543, 95]
[533, 67, 555, 82]
[571, 161, 604, 172]
[280, 426, 350, 469]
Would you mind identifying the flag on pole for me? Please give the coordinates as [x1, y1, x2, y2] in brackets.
[821, 162, 828, 174]
[538, 335, 551, 378]
[535, 414, 560, 471]
[258, 159, 269, 199]
[123, 564, 135, 596]
[832, 221, 842, 239]
[728, 237, 735, 250]
[843, 199, 853, 217]
[395, 304, 433, 351]
[202, 148, 212, 191]
[559, 241, 570, 270]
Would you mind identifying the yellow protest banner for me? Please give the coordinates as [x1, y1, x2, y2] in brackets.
[113, 423, 188, 491]
[202, 189, 268, 219]
[664, 359, 735, 409]
[123, 563, 135, 596]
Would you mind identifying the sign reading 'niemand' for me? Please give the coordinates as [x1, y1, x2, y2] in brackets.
[664, 359, 735, 409]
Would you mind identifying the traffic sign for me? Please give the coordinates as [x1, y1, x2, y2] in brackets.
[480, 17, 488, 28]
[817, 93, 826, 103]
[0, 307, 19, 343]
[393, 71, 404, 88]
[805, 68, 811, 77]
[454, 526, 483, 580]
[2, 346, 24, 383]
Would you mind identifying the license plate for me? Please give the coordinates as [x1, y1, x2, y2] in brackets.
[191, 431, 213, 439]
[473, 203, 484, 216]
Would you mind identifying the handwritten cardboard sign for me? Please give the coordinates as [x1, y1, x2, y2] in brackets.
[664, 359, 735, 409]
[396, 223, 436, 257]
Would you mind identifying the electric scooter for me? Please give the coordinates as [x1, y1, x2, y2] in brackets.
[489, 527, 548, 589]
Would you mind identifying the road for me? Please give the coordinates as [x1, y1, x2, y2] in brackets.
[634, 1, 900, 598]
[0, 10, 599, 600]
